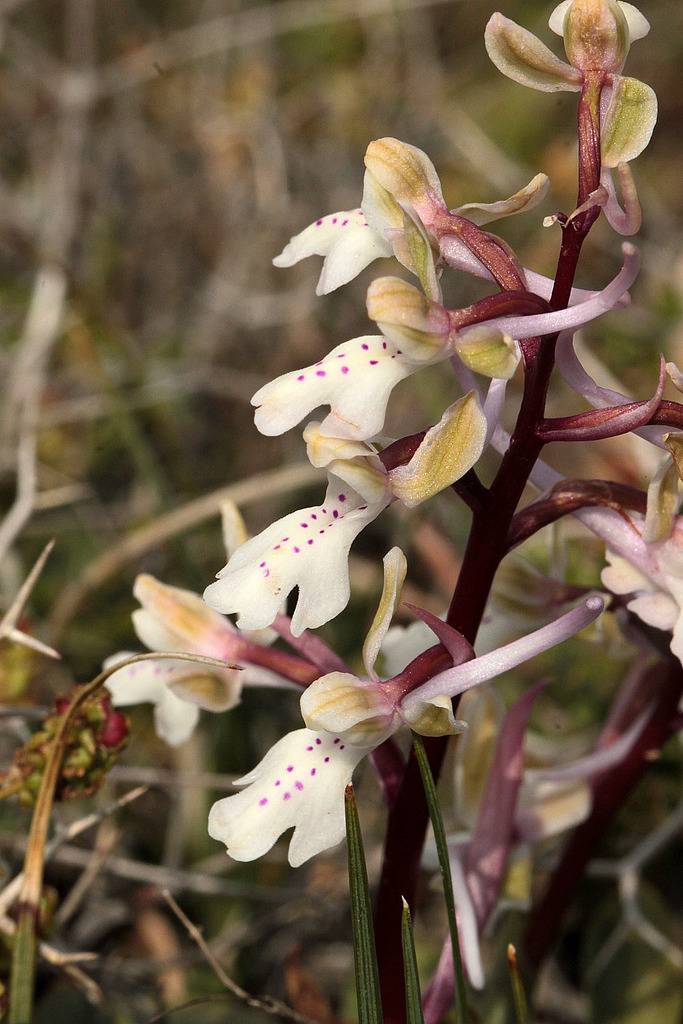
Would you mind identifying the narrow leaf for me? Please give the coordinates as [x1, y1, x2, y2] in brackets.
[401, 899, 425, 1024]
[412, 735, 468, 1024]
[507, 944, 529, 1024]
[344, 785, 383, 1024]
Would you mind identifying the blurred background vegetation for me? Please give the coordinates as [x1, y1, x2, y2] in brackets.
[0, 0, 682, 1021]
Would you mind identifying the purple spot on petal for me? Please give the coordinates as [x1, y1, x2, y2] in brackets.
[319, 529, 325, 534]
[333, 510, 339, 519]
[275, 780, 281, 787]
[283, 792, 291, 800]
[259, 561, 266, 567]
[382, 341, 387, 349]
[339, 494, 346, 502]
[293, 546, 301, 553]
[332, 217, 338, 224]
[361, 343, 369, 351]
[295, 781, 304, 791]
[342, 219, 349, 225]
[370, 359, 378, 366]
[334, 739, 340, 745]
[287, 765, 294, 773]
[297, 375, 305, 382]
[306, 745, 314, 751]
[310, 768, 317, 776]
[300, 522, 308, 528]
[307, 539, 313, 545]
[316, 738, 322, 745]
[324, 756, 331, 763]
[311, 513, 317, 520]
[282, 537, 289, 542]
[316, 370, 326, 377]
[259, 798, 268, 806]
[316, 219, 323, 226]
[340, 745, 345, 750]
[341, 366, 349, 374]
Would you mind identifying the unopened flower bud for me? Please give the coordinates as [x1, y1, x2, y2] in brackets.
[364, 138, 445, 225]
[366, 277, 451, 362]
[455, 326, 520, 380]
[562, 0, 630, 73]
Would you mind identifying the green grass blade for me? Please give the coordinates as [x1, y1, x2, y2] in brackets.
[344, 784, 382, 1024]
[401, 898, 425, 1024]
[412, 734, 468, 1024]
[507, 944, 529, 1024]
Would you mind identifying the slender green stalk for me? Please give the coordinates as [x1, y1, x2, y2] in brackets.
[412, 734, 468, 1024]
[344, 784, 382, 1024]
[507, 944, 528, 1024]
[401, 899, 425, 1024]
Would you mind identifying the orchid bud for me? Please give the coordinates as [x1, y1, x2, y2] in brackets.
[366, 277, 451, 362]
[454, 326, 520, 380]
[401, 693, 465, 738]
[485, 13, 582, 94]
[562, 0, 630, 73]
[364, 138, 445, 226]
[300, 672, 396, 747]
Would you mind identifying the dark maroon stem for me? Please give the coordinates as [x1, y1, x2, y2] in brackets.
[373, 77, 604, 1023]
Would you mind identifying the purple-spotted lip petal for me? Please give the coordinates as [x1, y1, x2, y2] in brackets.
[403, 596, 604, 709]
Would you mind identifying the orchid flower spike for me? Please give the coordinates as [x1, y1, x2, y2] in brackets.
[273, 135, 549, 296]
[209, 590, 603, 865]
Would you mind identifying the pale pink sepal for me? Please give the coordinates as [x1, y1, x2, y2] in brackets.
[403, 597, 604, 709]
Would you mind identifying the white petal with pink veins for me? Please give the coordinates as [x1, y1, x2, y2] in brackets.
[208, 729, 370, 866]
[252, 335, 416, 441]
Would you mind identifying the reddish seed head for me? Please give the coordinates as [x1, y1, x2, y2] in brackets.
[99, 709, 129, 748]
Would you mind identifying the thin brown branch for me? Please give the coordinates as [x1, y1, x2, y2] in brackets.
[161, 890, 318, 1024]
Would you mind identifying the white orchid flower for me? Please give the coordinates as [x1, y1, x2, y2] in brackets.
[209, 546, 604, 866]
[274, 136, 549, 296]
[207, 391, 490, 639]
[204, 459, 392, 637]
[106, 573, 291, 747]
